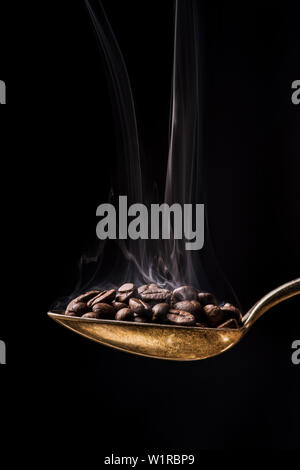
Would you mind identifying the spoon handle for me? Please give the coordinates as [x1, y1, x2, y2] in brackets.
[243, 278, 300, 329]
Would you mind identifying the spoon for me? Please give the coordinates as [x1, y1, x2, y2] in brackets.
[48, 278, 300, 361]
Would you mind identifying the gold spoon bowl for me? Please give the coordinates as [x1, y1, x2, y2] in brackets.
[48, 278, 300, 361]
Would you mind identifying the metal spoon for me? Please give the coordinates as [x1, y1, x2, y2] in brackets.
[48, 278, 300, 361]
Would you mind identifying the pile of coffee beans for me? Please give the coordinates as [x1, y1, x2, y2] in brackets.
[65, 283, 243, 329]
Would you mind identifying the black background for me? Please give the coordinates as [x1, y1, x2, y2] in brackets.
[1, 0, 300, 455]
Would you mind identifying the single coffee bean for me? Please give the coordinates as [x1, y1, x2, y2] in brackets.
[86, 291, 104, 307]
[112, 301, 128, 311]
[172, 286, 198, 302]
[65, 301, 88, 317]
[217, 318, 239, 329]
[167, 309, 196, 326]
[138, 284, 150, 294]
[82, 312, 100, 319]
[66, 291, 99, 311]
[173, 300, 202, 317]
[118, 283, 136, 293]
[152, 303, 170, 322]
[92, 302, 115, 319]
[96, 288, 116, 303]
[203, 304, 225, 327]
[197, 292, 217, 307]
[129, 298, 152, 316]
[88, 289, 116, 307]
[140, 286, 171, 303]
[133, 316, 150, 323]
[115, 308, 133, 321]
[76, 290, 101, 303]
[116, 283, 136, 302]
[221, 303, 242, 324]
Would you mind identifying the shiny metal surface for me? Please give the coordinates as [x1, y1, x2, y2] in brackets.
[48, 278, 300, 361]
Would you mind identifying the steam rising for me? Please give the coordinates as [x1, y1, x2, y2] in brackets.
[58, 0, 239, 307]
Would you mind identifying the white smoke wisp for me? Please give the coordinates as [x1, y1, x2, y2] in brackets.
[55, 0, 240, 309]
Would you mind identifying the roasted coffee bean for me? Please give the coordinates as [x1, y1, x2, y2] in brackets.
[96, 288, 116, 303]
[65, 285, 241, 330]
[173, 300, 202, 317]
[203, 304, 225, 327]
[112, 301, 128, 311]
[140, 286, 171, 303]
[197, 292, 217, 307]
[86, 291, 103, 307]
[118, 282, 136, 292]
[115, 308, 132, 321]
[133, 316, 150, 323]
[152, 303, 170, 322]
[137, 284, 151, 294]
[172, 286, 198, 302]
[138, 283, 162, 299]
[167, 309, 196, 326]
[66, 291, 99, 311]
[88, 289, 116, 307]
[65, 301, 88, 317]
[217, 318, 239, 329]
[116, 283, 136, 302]
[82, 312, 100, 319]
[92, 302, 115, 319]
[221, 303, 243, 324]
[129, 298, 152, 316]
[76, 290, 101, 303]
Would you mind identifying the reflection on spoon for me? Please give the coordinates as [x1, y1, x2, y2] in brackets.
[48, 279, 300, 361]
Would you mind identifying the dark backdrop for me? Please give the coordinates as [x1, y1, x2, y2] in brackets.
[1, 0, 300, 455]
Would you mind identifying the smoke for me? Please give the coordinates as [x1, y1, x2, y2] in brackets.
[55, 0, 240, 309]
